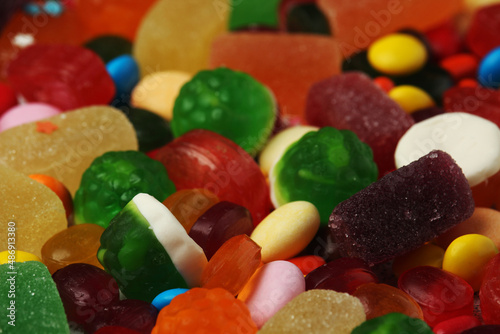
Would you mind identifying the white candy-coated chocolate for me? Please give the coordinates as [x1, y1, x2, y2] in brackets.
[132, 193, 207, 287]
[395, 112, 500, 187]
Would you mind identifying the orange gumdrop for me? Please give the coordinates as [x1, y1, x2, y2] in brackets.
[163, 188, 219, 232]
[353, 283, 424, 320]
[201, 235, 261, 296]
[152, 288, 258, 334]
[29, 174, 73, 221]
[41, 223, 105, 274]
[287, 255, 326, 275]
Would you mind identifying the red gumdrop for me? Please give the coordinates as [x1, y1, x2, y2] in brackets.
[480, 253, 500, 324]
[188, 201, 254, 260]
[154, 129, 271, 224]
[0, 82, 17, 116]
[466, 4, 500, 58]
[433, 315, 481, 334]
[398, 266, 474, 327]
[94, 326, 142, 334]
[7, 44, 115, 110]
[424, 20, 463, 60]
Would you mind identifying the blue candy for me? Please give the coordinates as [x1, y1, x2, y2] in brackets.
[106, 54, 140, 99]
[478, 46, 500, 88]
[152, 288, 190, 311]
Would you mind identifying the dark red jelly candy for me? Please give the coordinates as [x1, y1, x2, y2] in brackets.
[480, 253, 500, 324]
[7, 44, 115, 110]
[466, 4, 500, 57]
[189, 201, 253, 260]
[329, 150, 474, 264]
[52, 263, 120, 331]
[306, 71, 414, 177]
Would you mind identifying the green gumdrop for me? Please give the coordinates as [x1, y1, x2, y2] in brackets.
[171, 67, 276, 156]
[272, 127, 378, 223]
[351, 313, 433, 334]
[74, 150, 176, 228]
[228, 0, 281, 30]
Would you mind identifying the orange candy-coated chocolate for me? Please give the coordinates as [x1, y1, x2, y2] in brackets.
[201, 235, 261, 296]
[29, 174, 73, 221]
[152, 288, 258, 334]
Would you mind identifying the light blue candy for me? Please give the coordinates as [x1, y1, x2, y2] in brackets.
[43, 1, 64, 17]
[106, 55, 140, 98]
[478, 46, 500, 88]
[152, 288, 189, 311]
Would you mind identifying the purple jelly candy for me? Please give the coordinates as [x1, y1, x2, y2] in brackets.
[306, 71, 414, 177]
[329, 150, 474, 264]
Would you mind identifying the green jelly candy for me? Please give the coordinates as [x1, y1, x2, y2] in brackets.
[228, 0, 281, 30]
[98, 193, 207, 303]
[351, 313, 433, 334]
[171, 67, 276, 156]
[74, 150, 176, 228]
[0, 261, 69, 334]
[270, 127, 378, 223]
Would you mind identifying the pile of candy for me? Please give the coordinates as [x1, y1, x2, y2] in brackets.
[2, 0, 500, 333]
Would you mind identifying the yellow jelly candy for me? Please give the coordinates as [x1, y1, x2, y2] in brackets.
[392, 243, 445, 277]
[388, 85, 435, 113]
[368, 33, 427, 76]
[443, 234, 499, 291]
[0, 250, 42, 264]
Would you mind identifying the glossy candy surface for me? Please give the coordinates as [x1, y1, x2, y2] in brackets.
[480, 253, 500, 324]
[433, 315, 482, 334]
[0, 102, 61, 132]
[351, 312, 433, 334]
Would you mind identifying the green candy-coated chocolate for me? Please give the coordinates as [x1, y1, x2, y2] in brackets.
[271, 127, 378, 223]
[171, 67, 276, 156]
[351, 313, 433, 334]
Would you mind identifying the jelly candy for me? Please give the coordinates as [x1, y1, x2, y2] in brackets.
[0, 83, 17, 116]
[28, 173, 74, 220]
[0, 165, 66, 258]
[351, 312, 433, 334]
[152, 287, 258, 334]
[133, 0, 229, 76]
[260, 290, 366, 333]
[74, 150, 176, 228]
[151, 288, 189, 311]
[0, 102, 61, 132]
[98, 193, 207, 302]
[0, 260, 69, 333]
[329, 150, 474, 264]
[41, 224, 104, 274]
[155, 129, 271, 224]
[287, 255, 325, 276]
[210, 33, 341, 120]
[480, 253, 500, 324]
[306, 72, 413, 177]
[52, 263, 120, 332]
[433, 315, 482, 334]
[466, 4, 500, 57]
[270, 126, 378, 223]
[201, 234, 261, 295]
[171, 67, 276, 156]
[94, 326, 142, 334]
[398, 266, 474, 326]
[7, 44, 115, 110]
[0, 105, 138, 195]
[84, 35, 133, 64]
[229, 0, 281, 30]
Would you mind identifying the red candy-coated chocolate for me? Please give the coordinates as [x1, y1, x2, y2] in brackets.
[155, 130, 271, 225]
[433, 315, 481, 334]
[440, 54, 479, 81]
[7, 44, 115, 110]
[424, 21, 462, 60]
[0, 82, 16, 115]
[372, 76, 394, 93]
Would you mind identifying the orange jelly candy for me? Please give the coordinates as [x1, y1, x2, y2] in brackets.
[163, 188, 219, 233]
[41, 223, 105, 274]
[201, 235, 261, 296]
[152, 287, 258, 334]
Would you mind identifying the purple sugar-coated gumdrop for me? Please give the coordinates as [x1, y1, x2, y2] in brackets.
[306, 71, 414, 177]
[52, 263, 120, 331]
[329, 150, 474, 264]
[189, 201, 254, 260]
[87, 299, 158, 334]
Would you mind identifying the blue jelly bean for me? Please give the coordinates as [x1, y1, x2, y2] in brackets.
[152, 288, 190, 311]
[478, 46, 500, 88]
[106, 55, 140, 98]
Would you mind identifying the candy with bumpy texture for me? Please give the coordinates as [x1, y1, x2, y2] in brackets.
[41, 224, 104, 274]
[398, 266, 474, 327]
[152, 288, 189, 311]
[392, 243, 445, 277]
[270, 127, 378, 223]
[171, 67, 276, 156]
[433, 315, 482, 334]
[306, 72, 414, 177]
[329, 150, 474, 264]
[250, 201, 320, 262]
[0, 165, 66, 258]
[0, 261, 69, 333]
[0, 106, 138, 195]
[388, 85, 435, 114]
[74, 151, 176, 228]
[351, 312, 433, 334]
[0, 102, 61, 132]
[7, 44, 115, 110]
[98, 194, 207, 302]
[480, 253, 500, 324]
[259, 289, 366, 333]
[152, 287, 258, 334]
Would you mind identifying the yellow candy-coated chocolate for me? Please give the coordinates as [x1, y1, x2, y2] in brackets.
[0, 250, 42, 264]
[392, 243, 445, 277]
[250, 201, 320, 263]
[368, 33, 427, 76]
[443, 234, 499, 291]
[388, 85, 435, 113]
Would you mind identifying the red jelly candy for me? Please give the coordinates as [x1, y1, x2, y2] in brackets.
[7, 44, 115, 110]
[466, 4, 500, 58]
[0, 82, 17, 116]
[398, 266, 474, 327]
[433, 315, 481, 334]
[94, 326, 142, 334]
[480, 253, 500, 324]
[155, 129, 271, 224]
